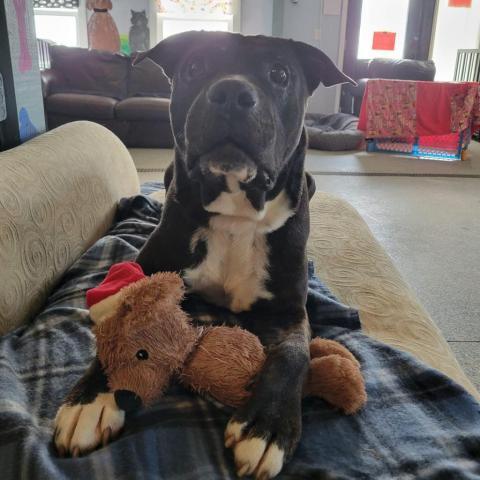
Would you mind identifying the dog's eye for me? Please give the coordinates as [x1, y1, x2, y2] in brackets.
[136, 349, 149, 360]
[269, 64, 289, 86]
[186, 58, 205, 80]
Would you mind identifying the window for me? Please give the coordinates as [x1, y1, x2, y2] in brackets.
[34, 9, 78, 46]
[431, 0, 480, 81]
[356, 0, 410, 60]
[160, 14, 232, 39]
[33, 0, 87, 47]
[156, 0, 238, 41]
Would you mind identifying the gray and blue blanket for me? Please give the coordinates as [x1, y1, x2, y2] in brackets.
[1, 184, 479, 479]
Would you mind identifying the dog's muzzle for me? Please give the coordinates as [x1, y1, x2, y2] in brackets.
[185, 75, 275, 192]
[198, 143, 257, 184]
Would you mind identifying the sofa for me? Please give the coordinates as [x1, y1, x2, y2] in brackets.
[341, 58, 436, 116]
[41, 46, 174, 148]
[0, 120, 477, 400]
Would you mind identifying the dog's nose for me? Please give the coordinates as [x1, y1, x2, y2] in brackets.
[114, 389, 142, 412]
[207, 77, 258, 110]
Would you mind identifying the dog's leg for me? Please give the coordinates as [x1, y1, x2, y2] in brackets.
[164, 161, 174, 192]
[53, 357, 125, 457]
[305, 172, 316, 201]
[225, 315, 310, 479]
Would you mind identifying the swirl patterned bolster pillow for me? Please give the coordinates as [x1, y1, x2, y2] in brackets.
[0, 121, 140, 335]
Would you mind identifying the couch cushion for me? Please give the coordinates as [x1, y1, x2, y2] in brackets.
[128, 57, 171, 98]
[115, 97, 170, 121]
[46, 93, 117, 119]
[368, 58, 436, 81]
[50, 45, 129, 99]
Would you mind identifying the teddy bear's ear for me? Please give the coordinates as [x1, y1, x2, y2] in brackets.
[149, 272, 185, 304]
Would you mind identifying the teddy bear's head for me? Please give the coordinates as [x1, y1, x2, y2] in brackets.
[91, 270, 199, 410]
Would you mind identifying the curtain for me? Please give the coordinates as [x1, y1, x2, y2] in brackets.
[157, 0, 233, 15]
[33, 0, 79, 7]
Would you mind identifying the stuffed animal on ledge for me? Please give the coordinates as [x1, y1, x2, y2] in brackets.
[86, 262, 367, 415]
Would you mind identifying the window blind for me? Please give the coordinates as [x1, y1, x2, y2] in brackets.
[33, 0, 79, 8]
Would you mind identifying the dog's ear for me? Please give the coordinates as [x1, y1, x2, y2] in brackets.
[132, 31, 204, 79]
[291, 40, 356, 94]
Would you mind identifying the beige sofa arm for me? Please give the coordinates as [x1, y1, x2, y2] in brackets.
[0, 121, 140, 335]
[308, 192, 479, 401]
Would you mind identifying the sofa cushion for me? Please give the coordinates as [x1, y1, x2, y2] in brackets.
[368, 58, 436, 81]
[50, 45, 129, 99]
[46, 93, 117, 119]
[128, 57, 171, 98]
[115, 97, 170, 121]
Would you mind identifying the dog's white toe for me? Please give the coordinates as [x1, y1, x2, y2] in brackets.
[54, 403, 82, 454]
[224, 419, 286, 479]
[234, 437, 267, 477]
[224, 419, 247, 448]
[256, 443, 284, 480]
[54, 393, 125, 455]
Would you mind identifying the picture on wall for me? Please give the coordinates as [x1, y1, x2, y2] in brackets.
[87, 0, 120, 52]
[86, 0, 150, 54]
[129, 9, 150, 53]
[4, 0, 46, 143]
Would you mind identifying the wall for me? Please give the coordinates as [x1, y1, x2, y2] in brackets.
[240, 0, 347, 114]
[240, 0, 273, 35]
[281, 0, 346, 113]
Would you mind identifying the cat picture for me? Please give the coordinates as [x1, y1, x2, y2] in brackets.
[129, 10, 150, 53]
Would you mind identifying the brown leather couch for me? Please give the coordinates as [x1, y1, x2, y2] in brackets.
[41, 45, 174, 148]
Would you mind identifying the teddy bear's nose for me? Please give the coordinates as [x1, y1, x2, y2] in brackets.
[114, 389, 142, 412]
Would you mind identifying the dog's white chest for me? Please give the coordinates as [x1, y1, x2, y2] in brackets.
[184, 186, 293, 313]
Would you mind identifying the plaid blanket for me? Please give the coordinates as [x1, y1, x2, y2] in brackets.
[1, 184, 479, 480]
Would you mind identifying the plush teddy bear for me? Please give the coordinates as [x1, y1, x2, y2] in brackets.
[87, 262, 367, 414]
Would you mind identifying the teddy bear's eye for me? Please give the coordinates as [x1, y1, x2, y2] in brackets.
[136, 349, 149, 360]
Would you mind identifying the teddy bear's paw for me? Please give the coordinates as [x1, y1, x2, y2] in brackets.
[54, 392, 125, 456]
[309, 338, 360, 368]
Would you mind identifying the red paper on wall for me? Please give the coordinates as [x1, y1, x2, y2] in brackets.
[372, 31, 396, 51]
[448, 0, 472, 7]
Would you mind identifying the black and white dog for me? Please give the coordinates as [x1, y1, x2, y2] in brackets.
[54, 31, 353, 479]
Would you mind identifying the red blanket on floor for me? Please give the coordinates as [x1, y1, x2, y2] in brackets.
[358, 79, 480, 138]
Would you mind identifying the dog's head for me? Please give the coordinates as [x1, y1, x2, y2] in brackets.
[135, 32, 353, 204]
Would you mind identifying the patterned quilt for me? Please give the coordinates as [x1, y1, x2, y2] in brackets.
[358, 79, 480, 138]
[1, 184, 479, 480]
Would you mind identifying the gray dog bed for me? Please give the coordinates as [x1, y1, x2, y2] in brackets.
[305, 113, 363, 151]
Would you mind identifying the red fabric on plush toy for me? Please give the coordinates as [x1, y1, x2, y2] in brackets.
[87, 262, 146, 324]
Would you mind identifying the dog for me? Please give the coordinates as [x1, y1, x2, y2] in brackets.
[53, 31, 353, 479]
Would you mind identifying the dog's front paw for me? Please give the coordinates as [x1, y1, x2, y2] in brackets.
[224, 398, 301, 479]
[54, 393, 125, 457]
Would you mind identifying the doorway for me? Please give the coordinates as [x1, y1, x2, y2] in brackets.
[342, 0, 437, 80]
